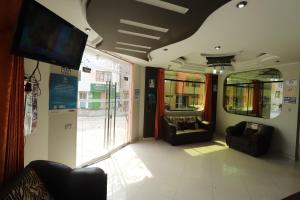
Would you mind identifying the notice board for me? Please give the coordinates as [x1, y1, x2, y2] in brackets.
[49, 73, 78, 110]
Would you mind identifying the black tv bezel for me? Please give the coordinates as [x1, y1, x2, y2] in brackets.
[11, 0, 88, 70]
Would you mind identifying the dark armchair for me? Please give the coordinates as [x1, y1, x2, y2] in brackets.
[0, 160, 107, 200]
[226, 121, 274, 157]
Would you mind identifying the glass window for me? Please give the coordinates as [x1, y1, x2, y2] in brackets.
[95, 70, 103, 82]
[164, 71, 205, 111]
[79, 91, 87, 99]
[224, 68, 283, 119]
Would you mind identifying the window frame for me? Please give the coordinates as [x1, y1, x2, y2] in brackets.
[164, 78, 205, 111]
[223, 71, 283, 118]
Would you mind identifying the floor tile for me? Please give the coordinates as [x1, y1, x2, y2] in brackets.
[90, 139, 300, 200]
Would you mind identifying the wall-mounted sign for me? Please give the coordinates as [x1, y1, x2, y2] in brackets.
[135, 89, 140, 100]
[149, 79, 155, 88]
[49, 73, 78, 110]
[82, 67, 91, 73]
[283, 79, 298, 104]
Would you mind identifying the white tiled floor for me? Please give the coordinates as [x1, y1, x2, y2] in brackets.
[91, 139, 300, 200]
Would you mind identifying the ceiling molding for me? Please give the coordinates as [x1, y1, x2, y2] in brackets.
[86, 0, 230, 60]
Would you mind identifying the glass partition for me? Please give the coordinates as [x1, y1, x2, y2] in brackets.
[164, 71, 205, 111]
[76, 50, 132, 166]
[224, 68, 283, 119]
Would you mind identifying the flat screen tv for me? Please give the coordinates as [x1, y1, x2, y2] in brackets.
[11, 0, 88, 70]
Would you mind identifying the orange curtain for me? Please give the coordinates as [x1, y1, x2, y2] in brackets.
[252, 80, 260, 116]
[203, 74, 212, 122]
[154, 69, 165, 139]
[0, 0, 24, 186]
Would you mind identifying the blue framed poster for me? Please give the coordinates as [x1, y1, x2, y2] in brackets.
[49, 73, 78, 110]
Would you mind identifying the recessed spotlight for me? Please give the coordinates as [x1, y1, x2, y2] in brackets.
[236, 1, 247, 8]
[164, 48, 168, 51]
[215, 46, 221, 50]
[85, 28, 91, 33]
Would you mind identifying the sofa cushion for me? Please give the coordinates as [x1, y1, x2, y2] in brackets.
[176, 128, 208, 135]
[1, 167, 52, 200]
[177, 121, 186, 130]
[243, 122, 260, 136]
[186, 122, 196, 129]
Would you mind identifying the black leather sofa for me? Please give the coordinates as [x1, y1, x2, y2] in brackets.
[226, 121, 274, 157]
[162, 115, 212, 145]
[0, 160, 107, 200]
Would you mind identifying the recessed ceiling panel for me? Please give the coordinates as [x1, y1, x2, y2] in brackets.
[86, 0, 230, 60]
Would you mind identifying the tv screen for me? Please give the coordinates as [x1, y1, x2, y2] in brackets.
[12, 0, 88, 70]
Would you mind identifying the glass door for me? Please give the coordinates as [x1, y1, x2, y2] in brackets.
[77, 50, 131, 166]
[104, 81, 117, 151]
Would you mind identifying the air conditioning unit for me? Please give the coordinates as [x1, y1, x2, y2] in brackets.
[206, 55, 234, 67]
[171, 57, 207, 72]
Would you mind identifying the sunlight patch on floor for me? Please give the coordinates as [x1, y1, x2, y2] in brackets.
[112, 146, 153, 185]
[184, 144, 228, 157]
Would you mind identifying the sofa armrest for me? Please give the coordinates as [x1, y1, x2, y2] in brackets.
[162, 117, 177, 137]
[197, 120, 211, 130]
[28, 160, 72, 199]
[67, 168, 107, 200]
[227, 121, 246, 136]
[226, 126, 240, 136]
[28, 160, 107, 200]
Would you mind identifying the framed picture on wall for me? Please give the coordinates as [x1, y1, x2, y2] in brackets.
[149, 79, 155, 88]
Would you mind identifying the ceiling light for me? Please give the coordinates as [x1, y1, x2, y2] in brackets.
[236, 1, 247, 8]
[116, 42, 151, 49]
[115, 47, 147, 54]
[213, 68, 217, 74]
[215, 46, 221, 50]
[135, 0, 189, 14]
[118, 29, 160, 40]
[219, 66, 224, 74]
[85, 28, 91, 33]
[120, 19, 168, 33]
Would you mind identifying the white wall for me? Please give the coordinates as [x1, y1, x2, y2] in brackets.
[24, 59, 50, 165]
[48, 111, 77, 167]
[216, 62, 300, 160]
[131, 64, 145, 141]
[24, 62, 78, 167]
[138, 66, 145, 139]
[48, 66, 78, 167]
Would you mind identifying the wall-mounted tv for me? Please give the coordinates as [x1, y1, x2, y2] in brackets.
[11, 0, 88, 70]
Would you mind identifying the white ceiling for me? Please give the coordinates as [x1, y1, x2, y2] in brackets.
[38, 0, 300, 73]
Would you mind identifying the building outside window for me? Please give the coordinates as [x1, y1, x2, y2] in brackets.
[224, 68, 283, 119]
[95, 71, 112, 82]
[164, 71, 205, 111]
